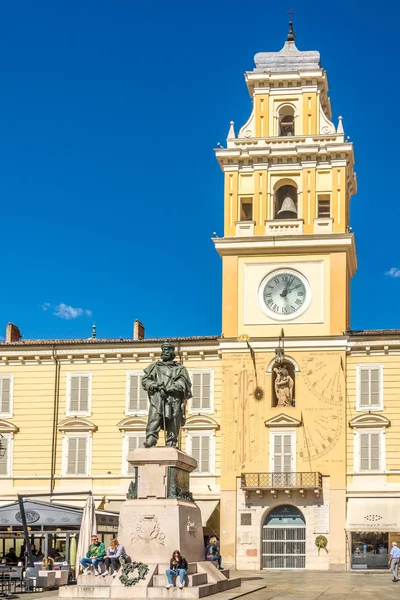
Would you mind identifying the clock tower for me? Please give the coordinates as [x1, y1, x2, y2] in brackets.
[213, 23, 357, 338]
[215, 24, 356, 572]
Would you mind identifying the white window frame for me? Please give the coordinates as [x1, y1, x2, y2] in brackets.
[122, 431, 146, 475]
[188, 370, 214, 415]
[356, 364, 384, 411]
[269, 429, 296, 473]
[354, 427, 385, 474]
[0, 433, 13, 477]
[66, 373, 92, 417]
[185, 429, 215, 476]
[62, 432, 92, 477]
[0, 375, 14, 418]
[125, 371, 148, 415]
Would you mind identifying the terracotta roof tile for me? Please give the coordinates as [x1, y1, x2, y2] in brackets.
[0, 335, 219, 347]
[348, 329, 400, 336]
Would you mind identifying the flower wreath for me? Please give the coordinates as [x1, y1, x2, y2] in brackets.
[119, 562, 149, 587]
[315, 535, 328, 555]
[41, 556, 55, 569]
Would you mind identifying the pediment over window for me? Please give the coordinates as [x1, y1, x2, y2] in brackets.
[264, 413, 302, 428]
[349, 414, 390, 428]
[117, 417, 147, 432]
[58, 417, 97, 432]
[0, 419, 19, 434]
[183, 415, 219, 430]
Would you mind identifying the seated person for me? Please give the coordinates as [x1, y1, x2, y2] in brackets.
[205, 536, 223, 569]
[3, 548, 18, 564]
[102, 538, 130, 577]
[165, 550, 188, 590]
[80, 535, 106, 576]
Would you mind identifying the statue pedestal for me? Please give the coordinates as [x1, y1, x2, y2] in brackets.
[119, 447, 205, 563]
[59, 447, 243, 599]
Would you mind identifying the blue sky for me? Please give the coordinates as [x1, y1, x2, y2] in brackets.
[1, 0, 399, 341]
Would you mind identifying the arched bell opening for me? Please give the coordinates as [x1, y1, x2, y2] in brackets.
[275, 185, 298, 220]
[278, 106, 295, 137]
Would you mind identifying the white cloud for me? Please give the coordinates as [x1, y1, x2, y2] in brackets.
[385, 267, 400, 278]
[42, 302, 93, 320]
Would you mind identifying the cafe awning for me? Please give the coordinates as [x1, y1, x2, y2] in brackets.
[347, 498, 400, 532]
[196, 500, 219, 527]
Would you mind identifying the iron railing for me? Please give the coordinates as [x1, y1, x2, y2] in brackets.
[241, 472, 322, 490]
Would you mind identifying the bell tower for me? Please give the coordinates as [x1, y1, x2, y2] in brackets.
[214, 24, 357, 339]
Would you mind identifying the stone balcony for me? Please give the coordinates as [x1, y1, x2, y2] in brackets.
[265, 219, 304, 236]
[241, 471, 323, 498]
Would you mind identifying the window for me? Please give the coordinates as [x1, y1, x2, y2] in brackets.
[123, 433, 146, 475]
[355, 429, 385, 473]
[275, 185, 297, 219]
[0, 376, 13, 417]
[239, 197, 253, 221]
[63, 434, 90, 476]
[126, 372, 148, 414]
[190, 371, 213, 413]
[278, 106, 295, 136]
[270, 431, 295, 473]
[67, 374, 92, 416]
[356, 365, 383, 410]
[317, 198, 330, 218]
[187, 431, 213, 474]
[0, 434, 11, 477]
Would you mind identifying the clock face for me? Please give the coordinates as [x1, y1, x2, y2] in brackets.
[259, 269, 310, 320]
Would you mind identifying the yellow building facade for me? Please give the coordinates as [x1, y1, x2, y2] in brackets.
[0, 27, 398, 572]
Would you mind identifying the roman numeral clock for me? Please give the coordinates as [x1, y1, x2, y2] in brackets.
[259, 269, 310, 320]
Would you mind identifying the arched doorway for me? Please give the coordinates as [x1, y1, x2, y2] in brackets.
[261, 505, 306, 569]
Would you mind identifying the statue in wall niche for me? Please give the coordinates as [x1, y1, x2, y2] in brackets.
[142, 342, 192, 448]
[273, 364, 294, 407]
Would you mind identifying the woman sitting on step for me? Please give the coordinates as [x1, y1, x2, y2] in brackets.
[102, 538, 129, 578]
[165, 550, 188, 590]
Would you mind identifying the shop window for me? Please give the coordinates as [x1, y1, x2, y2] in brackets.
[356, 365, 383, 410]
[317, 197, 330, 218]
[67, 373, 92, 416]
[239, 197, 253, 221]
[351, 532, 389, 570]
[189, 371, 214, 413]
[275, 185, 297, 219]
[355, 429, 385, 473]
[124, 432, 145, 475]
[126, 372, 148, 414]
[63, 434, 90, 476]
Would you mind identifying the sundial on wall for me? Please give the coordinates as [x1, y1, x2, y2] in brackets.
[301, 356, 344, 406]
[299, 409, 343, 460]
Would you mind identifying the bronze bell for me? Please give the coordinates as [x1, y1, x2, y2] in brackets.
[277, 196, 297, 218]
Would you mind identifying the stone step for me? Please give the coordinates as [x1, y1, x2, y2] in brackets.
[59, 585, 111, 598]
[147, 583, 217, 599]
[152, 572, 207, 587]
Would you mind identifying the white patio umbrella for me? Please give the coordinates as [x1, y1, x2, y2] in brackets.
[75, 495, 97, 576]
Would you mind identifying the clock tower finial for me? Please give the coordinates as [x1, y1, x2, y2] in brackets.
[286, 8, 296, 41]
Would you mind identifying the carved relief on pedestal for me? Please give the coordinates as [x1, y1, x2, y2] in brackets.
[131, 515, 166, 546]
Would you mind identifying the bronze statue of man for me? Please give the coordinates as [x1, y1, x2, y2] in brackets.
[142, 342, 192, 448]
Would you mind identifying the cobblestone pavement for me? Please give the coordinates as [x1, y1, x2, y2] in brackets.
[231, 569, 398, 599]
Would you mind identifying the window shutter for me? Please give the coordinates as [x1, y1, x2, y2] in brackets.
[273, 435, 282, 472]
[192, 374, 201, 410]
[191, 435, 201, 473]
[360, 367, 381, 407]
[201, 373, 211, 410]
[70, 377, 80, 413]
[129, 375, 148, 412]
[0, 378, 11, 414]
[191, 373, 211, 411]
[370, 433, 380, 471]
[273, 434, 292, 473]
[127, 434, 145, 474]
[79, 377, 89, 413]
[0, 438, 8, 475]
[67, 437, 88, 475]
[200, 435, 210, 473]
[360, 433, 371, 471]
[283, 434, 292, 472]
[369, 369, 380, 407]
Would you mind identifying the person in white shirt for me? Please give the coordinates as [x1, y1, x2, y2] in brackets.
[102, 539, 129, 578]
[389, 541, 400, 582]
